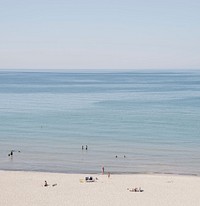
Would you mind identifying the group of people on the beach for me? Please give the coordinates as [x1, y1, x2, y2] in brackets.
[8, 147, 141, 192]
[101, 166, 111, 178]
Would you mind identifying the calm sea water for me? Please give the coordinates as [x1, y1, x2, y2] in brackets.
[0, 70, 200, 175]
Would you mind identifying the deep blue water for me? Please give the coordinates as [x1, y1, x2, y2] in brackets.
[0, 70, 200, 175]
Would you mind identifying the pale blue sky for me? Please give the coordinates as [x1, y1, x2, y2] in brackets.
[0, 0, 199, 70]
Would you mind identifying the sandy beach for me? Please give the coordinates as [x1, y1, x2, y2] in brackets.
[0, 170, 200, 206]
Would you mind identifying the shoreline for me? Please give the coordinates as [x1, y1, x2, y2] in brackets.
[0, 170, 200, 206]
[0, 168, 199, 177]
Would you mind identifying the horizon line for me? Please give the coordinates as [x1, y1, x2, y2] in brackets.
[0, 68, 200, 73]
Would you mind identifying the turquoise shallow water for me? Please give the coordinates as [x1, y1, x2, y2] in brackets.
[0, 70, 200, 175]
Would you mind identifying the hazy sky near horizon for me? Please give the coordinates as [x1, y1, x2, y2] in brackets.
[0, 0, 200, 70]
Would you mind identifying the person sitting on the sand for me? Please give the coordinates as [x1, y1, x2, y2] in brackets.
[44, 180, 49, 187]
[85, 176, 95, 182]
[44, 180, 57, 187]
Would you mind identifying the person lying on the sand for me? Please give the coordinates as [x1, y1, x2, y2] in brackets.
[127, 187, 143, 192]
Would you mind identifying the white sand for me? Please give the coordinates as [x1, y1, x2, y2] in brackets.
[0, 170, 200, 206]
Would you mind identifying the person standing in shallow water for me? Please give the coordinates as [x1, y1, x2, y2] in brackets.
[82, 145, 84, 150]
[8, 150, 21, 158]
[8, 150, 14, 157]
[86, 145, 88, 150]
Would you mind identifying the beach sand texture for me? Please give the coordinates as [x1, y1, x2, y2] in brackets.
[0, 171, 200, 206]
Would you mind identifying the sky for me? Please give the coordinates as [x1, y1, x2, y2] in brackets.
[0, 0, 200, 70]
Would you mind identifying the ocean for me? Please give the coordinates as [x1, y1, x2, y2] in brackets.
[0, 70, 199, 175]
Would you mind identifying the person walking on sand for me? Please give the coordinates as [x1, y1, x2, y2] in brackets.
[108, 172, 110, 178]
[86, 145, 88, 150]
[102, 166, 104, 175]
